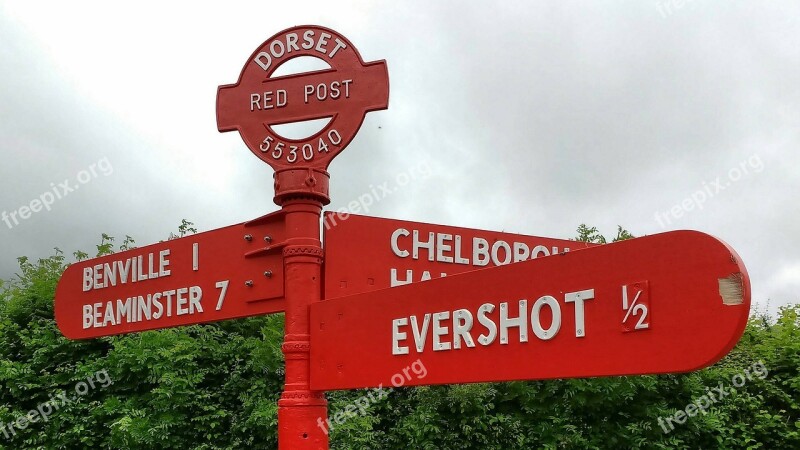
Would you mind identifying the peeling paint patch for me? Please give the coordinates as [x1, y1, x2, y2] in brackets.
[718, 273, 744, 305]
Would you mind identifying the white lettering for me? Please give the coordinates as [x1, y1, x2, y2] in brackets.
[452, 309, 475, 349]
[286, 33, 299, 52]
[176, 288, 189, 315]
[103, 262, 117, 288]
[473, 238, 490, 266]
[432, 311, 451, 351]
[189, 286, 203, 314]
[531, 245, 550, 258]
[254, 51, 271, 71]
[303, 80, 353, 103]
[315, 32, 331, 54]
[410, 314, 431, 352]
[270, 39, 285, 58]
[83, 268, 93, 292]
[477, 303, 497, 345]
[491, 241, 512, 266]
[391, 228, 410, 258]
[499, 300, 528, 344]
[82, 285, 203, 329]
[93, 264, 102, 289]
[80, 251, 171, 292]
[392, 318, 409, 355]
[564, 289, 594, 337]
[390, 268, 413, 287]
[454, 235, 469, 264]
[302, 30, 315, 50]
[152, 293, 164, 319]
[436, 233, 453, 263]
[116, 298, 132, 325]
[513, 242, 530, 262]
[390, 290, 585, 354]
[329, 38, 347, 57]
[531, 295, 561, 340]
[82, 304, 93, 329]
[413, 230, 435, 261]
[137, 295, 152, 321]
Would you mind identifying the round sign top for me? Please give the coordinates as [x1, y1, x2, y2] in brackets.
[217, 25, 389, 171]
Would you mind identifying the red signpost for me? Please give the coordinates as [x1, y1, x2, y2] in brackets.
[216, 25, 389, 171]
[52, 24, 753, 450]
[215, 25, 388, 450]
[55, 211, 286, 339]
[323, 213, 597, 299]
[310, 230, 750, 390]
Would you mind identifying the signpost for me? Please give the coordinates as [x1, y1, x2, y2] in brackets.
[310, 230, 750, 390]
[323, 213, 597, 299]
[53, 24, 753, 450]
[216, 25, 389, 450]
[55, 211, 286, 339]
[216, 25, 389, 172]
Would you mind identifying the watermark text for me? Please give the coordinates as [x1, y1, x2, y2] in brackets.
[2, 157, 114, 230]
[654, 154, 763, 228]
[658, 360, 768, 433]
[1, 369, 113, 440]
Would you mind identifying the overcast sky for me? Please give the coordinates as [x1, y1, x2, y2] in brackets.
[1, 1, 797, 315]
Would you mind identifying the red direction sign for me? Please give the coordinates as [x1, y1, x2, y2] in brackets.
[55, 211, 287, 339]
[217, 25, 389, 170]
[323, 213, 597, 299]
[310, 231, 750, 390]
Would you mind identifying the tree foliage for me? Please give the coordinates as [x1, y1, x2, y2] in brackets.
[0, 224, 797, 449]
[574, 224, 635, 244]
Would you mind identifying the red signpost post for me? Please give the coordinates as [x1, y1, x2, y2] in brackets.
[53, 24, 753, 450]
[215, 25, 389, 449]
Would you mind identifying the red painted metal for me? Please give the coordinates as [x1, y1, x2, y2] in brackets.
[322, 213, 598, 299]
[52, 20, 755, 450]
[309, 231, 751, 390]
[215, 24, 390, 450]
[217, 25, 389, 173]
[276, 199, 328, 449]
[55, 211, 286, 339]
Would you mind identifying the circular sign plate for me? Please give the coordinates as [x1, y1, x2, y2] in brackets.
[217, 25, 389, 170]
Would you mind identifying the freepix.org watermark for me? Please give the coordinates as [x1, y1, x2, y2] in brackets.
[316, 359, 428, 435]
[654, 154, 764, 228]
[657, 360, 768, 434]
[323, 161, 431, 231]
[1, 369, 113, 440]
[2, 157, 114, 230]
